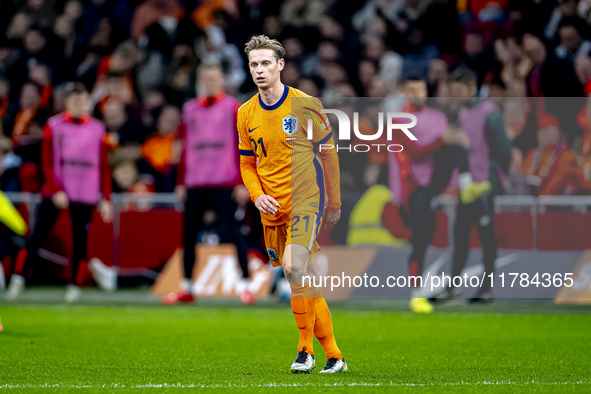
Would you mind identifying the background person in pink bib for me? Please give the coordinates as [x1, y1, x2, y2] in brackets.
[6, 82, 113, 303]
[162, 63, 253, 305]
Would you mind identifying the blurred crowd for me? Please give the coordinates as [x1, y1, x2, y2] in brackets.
[2, 0, 591, 198]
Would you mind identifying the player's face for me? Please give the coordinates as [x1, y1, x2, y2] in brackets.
[248, 49, 284, 90]
[404, 80, 427, 107]
[199, 67, 224, 97]
[65, 92, 90, 118]
[448, 81, 476, 110]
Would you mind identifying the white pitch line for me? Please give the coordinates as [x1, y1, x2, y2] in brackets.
[0, 380, 589, 389]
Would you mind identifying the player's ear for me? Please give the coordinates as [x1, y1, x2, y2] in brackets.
[278, 58, 285, 72]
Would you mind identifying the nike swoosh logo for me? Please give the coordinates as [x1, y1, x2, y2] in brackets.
[291, 235, 303, 238]
[248, 126, 260, 133]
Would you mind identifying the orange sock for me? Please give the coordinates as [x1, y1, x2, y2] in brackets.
[291, 284, 316, 355]
[314, 289, 343, 360]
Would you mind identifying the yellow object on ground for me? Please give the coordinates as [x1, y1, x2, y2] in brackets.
[0, 191, 27, 235]
[410, 297, 434, 314]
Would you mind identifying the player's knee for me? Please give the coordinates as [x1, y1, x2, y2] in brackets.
[283, 264, 293, 280]
[289, 263, 305, 280]
[285, 263, 308, 286]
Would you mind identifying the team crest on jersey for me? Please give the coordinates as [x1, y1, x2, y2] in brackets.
[267, 248, 279, 261]
[282, 116, 298, 136]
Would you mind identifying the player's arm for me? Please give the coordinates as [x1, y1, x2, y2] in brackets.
[98, 134, 113, 223]
[486, 111, 512, 193]
[100, 134, 112, 202]
[230, 102, 249, 205]
[316, 133, 340, 211]
[174, 123, 188, 201]
[41, 123, 70, 209]
[308, 100, 341, 225]
[176, 123, 186, 187]
[237, 107, 278, 214]
[40, 124, 64, 196]
[486, 112, 512, 174]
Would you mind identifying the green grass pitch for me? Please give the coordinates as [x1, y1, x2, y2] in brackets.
[1, 298, 590, 393]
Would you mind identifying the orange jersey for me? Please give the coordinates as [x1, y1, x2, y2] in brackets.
[238, 85, 341, 226]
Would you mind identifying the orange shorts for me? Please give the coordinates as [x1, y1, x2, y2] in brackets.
[264, 211, 322, 267]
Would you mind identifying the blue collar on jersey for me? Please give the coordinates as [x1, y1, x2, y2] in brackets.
[258, 84, 289, 111]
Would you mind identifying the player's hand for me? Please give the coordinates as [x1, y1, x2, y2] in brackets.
[98, 199, 113, 223]
[175, 185, 187, 201]
[52, 191, 69, 209]
[232, 185, 250, 205]
[324, 209, 341, 227]
[255, 194, 280, 215]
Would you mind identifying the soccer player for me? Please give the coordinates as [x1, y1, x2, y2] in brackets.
[430, 67, 512, 303]
[390, 77, 492, 313]
[163, 63, 253, 305]
[238, 35, 347, 373]
[0, 189, 28, 333]
[6, 82, 113, 303]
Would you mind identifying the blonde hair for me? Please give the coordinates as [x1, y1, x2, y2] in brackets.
[244, 35, 285, 61]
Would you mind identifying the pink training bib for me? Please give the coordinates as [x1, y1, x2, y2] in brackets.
[182, 96, 240, 188]
[408, 106, 448, 187]
[49, 114, 105, 204]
